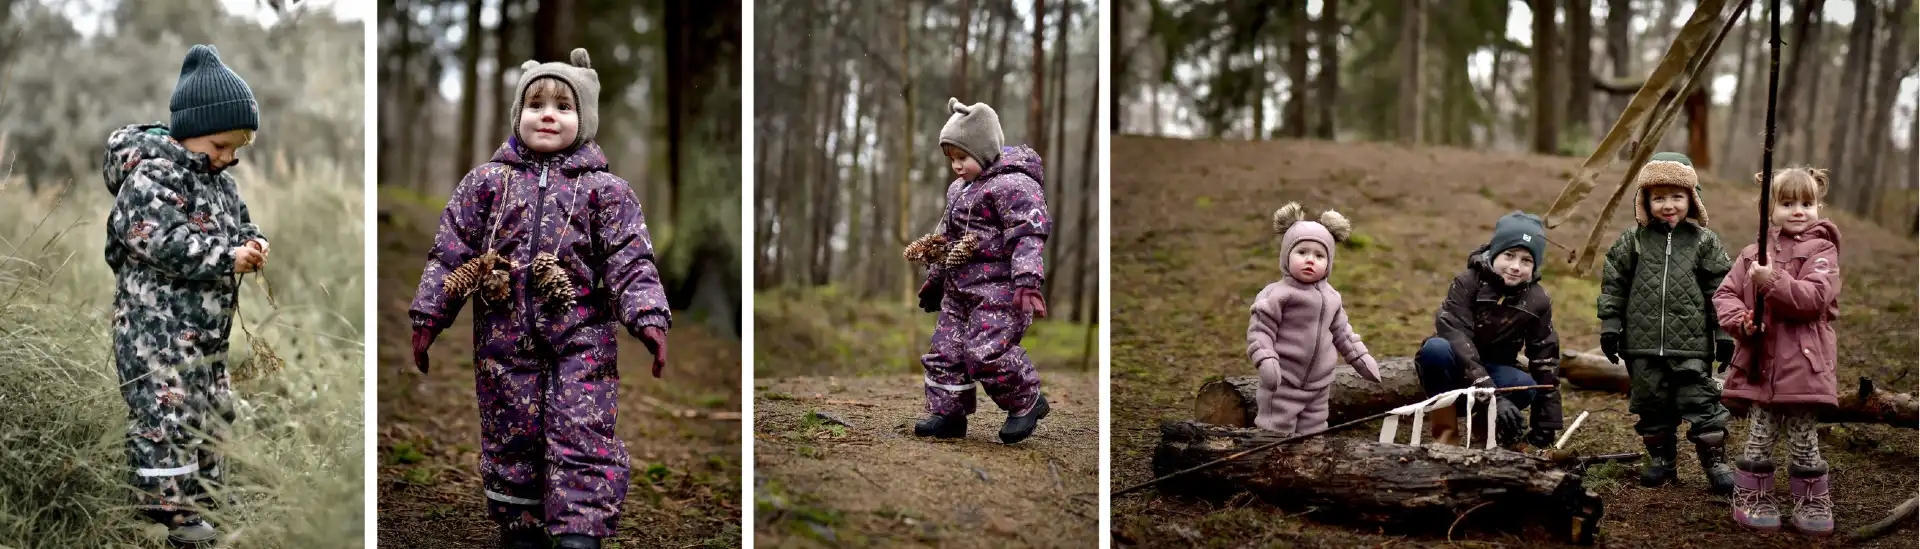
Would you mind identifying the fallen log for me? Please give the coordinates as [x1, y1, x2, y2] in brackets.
[1152, 421, 1603, 545]
[1821, 378, 1919, 428]
[1193, 357, 1425, 427]
[1558, 348, 1631, 393]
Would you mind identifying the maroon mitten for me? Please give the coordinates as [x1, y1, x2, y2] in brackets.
[1015, 287, 1048, 319]
[411, 327, 438, 374]
[639, 326, 669, 378]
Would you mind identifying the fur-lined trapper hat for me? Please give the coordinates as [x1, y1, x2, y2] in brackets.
[1272, 202, 1352, 280]
[1633, 151, 1709, 227]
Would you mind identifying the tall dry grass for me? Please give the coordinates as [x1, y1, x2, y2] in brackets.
[0, 159, 364, 548]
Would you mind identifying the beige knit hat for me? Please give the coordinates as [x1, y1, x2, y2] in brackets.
[938, 97, 1004, 167]
[511, 48, 601, 150]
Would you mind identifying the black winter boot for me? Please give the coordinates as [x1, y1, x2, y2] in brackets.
[1640, 434, 1679, 487]
[553, 534, 602, 549]
[498, 526, 548, 549]
[999, 395, 1051, 444]
[1691, 430, 1737, 495]
[913, 412, 967, 439]
[165, 515, 219, 548]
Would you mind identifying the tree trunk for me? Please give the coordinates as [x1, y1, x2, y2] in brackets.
[1567, 0, 1594, 137]
[1191, 358, 1425, 428]
[1075, 74, 1096, 322]
[531, 0, 574, 62]
[396, 0, 415, 188]
[1152, 422, 1603, 544]
[1798, 12, 1829, 165]
[1314, 0, 1340, 139]
[1722, 9, 1757, 181]
[454, 0, 482, 180]
[1029, 0, 1048, 159]
[1777, 0, 1825, 166]
[1864, 0, 1914, 195]
[899, 0, 917, 302]
[1532, 0, 1559, 154]
[1397, 0, 1426, 144]
[1605, 0, 1632, 139]
[1284, 0, 1310, 138]
[1829, 4, 1876, 210]
[990, 0, 1013, 108]
[1253, 43, 1267, 138]
[491, 0, 516, 151]
[1559, 349, 1632, 393]
[953, 0, 973, 99]
[1043, 0, 1069, 306]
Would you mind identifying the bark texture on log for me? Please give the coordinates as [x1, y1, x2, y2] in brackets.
[1153, 421, 1602, 544]
[1193, 357, 1424, 428]
[1559, 348, 1630, 393]
[1820, 378, 1919, 428]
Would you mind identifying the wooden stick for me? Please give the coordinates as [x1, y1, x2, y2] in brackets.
[1554, 411, 1591, 450]
[1116, 385, 1553, 497]
[1749, 0, 1781, 386]
[1848, 495, 1919, 542]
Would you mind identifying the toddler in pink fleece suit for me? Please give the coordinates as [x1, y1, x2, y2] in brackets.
[1246, 203, 1382, 434]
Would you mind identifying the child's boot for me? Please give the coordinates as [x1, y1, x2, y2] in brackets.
[999, 395, 1051, 444]
[1639, 434, 1679, 487]
[913, 413, 967, 439]
[1731, 458, 1783, 532]
[1787, 463, 1836, 536]
[1426, 403, 1460, 445]
[1690, 430, 1736, 495]
[554, 534, 603, 549]
[498, 527, 549, 549]
[165, 515, 219, 548]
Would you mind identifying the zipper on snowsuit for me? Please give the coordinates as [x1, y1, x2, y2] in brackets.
[526, 163, 550, 341]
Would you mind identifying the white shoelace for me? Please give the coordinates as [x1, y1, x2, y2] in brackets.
[1735, 486, 1780, 517]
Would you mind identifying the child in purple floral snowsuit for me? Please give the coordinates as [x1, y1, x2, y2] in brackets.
[408, 49, 668, 549]
[910, 98, 1053, 444]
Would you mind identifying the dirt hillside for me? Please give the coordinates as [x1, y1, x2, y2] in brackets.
[1110, 135, 1919, 548]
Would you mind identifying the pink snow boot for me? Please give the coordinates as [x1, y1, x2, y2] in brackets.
[1787, 463, 1835, 536]
[1731, 458, 1782, 532]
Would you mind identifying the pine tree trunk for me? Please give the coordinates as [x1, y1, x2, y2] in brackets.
[532, 0, 574, 62]
[1043, 0, 1068, 306]
[954, 0, 973, 100]
[1776, 0, 1825, 167]
[1398, 0, 1426, 144]
[1075, 74, 1096, 322]
[1029, 0, 1049, 159]
[899, 0, 917, 302]
[991, 0, 1013, 108]
[1314, 0, 1340, 139]
[1605, 0, 1632, 137]
[1285, 0, 1310, 138]
[454, 0, 482, 180]
[1566, 0, 1593, 137]
[1865, 0, 1914, 196]
[1829, 5, 1875, 210]
[1532, 0, 1559, 154]
[1798, 12, 1829, 165]
[1722, 10, 1756, 181]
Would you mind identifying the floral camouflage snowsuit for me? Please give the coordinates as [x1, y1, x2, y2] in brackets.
[921, 145, 1051, 417]
[102, 123, 255, 518]
[411, 137, 670, 536]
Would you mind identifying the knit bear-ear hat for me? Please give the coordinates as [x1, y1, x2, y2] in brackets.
[1272, 202, 1351, 280]
[1634, 151, 1709, 227]
[939, 97, 1005, 167]
[511, 48, 601, 150]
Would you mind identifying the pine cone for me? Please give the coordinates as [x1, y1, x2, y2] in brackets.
[442, 250, 494, 299]
[481, 253, 513, 304]
[903, 233, 950, 266]
[532, 252, 577, 309]
[942, 233, 979, 266]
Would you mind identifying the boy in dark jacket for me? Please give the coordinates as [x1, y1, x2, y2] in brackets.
[1598, 152, 1736, 494]
[1414, 212, 1563, 449]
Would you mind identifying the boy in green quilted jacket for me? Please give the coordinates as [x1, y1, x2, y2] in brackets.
[1597, 152, 1737, 495]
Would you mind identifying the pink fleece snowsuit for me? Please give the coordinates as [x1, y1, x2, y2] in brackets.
[1246, 220, 1381, 434]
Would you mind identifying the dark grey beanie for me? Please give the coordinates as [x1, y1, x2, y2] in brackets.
[169, 45, 259, 140]
[511, 48, 601, 150]
[1485, 211, 1548, 276]
[938, 97, 1004, 167]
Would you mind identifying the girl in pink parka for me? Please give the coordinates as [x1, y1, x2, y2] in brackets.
[1714, 167, 1842, 537]
[1246, 203, 1382, 435]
